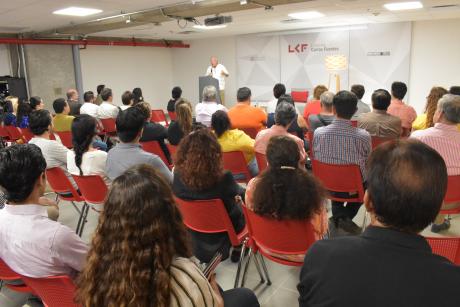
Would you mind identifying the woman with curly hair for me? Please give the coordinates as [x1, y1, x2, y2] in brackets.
[77, 164, 259, 307]
[245, 136, 327, 262]
[412, 86, 448, 131]
[172, 128, 246, 263]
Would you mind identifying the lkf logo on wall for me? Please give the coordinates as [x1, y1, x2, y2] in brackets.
[288, 43, 340, 53]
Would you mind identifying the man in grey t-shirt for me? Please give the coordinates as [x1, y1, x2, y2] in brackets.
[309, 91, 335, 133]
[351, 84, 371, 119]
[106, 107, 172, 183]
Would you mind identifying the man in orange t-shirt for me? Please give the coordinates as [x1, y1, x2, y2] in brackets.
[228, 87, 267, 133]
[303, 85, 329, 124]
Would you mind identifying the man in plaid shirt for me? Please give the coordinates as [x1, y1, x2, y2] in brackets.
[313, 91, 371, 235]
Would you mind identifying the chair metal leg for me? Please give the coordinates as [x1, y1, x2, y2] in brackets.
[70, 201, 82, 214]
[76, 202, 88, 236]
[78, 203, 90, 237]
[241, 249, 253, 288]
[234, 239, 248, 288]
[257, 253, 272, 286]
[252, 251, 265, 284]
[54, 194, 59, 203]
[362, 211, 368, 233]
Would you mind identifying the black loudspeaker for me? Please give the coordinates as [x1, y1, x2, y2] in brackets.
[0, 77, 27, 102]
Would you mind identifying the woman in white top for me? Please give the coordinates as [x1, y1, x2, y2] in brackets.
[67, 114, 110, 185]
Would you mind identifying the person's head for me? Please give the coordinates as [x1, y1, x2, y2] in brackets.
[101, 88, 113, 102]
[202, 85, 217, 103]
[3, 100, 13, 113]
[175, 102, 193, 136]
[365, 140, 448, 233]
[0, 144, 47, 204]
[96, 84, 105, 95]
[333, 90, 358, 119]
[172, 86, 182, 100]
[29, 96, 44, 110]
[391, 81, 407, 100]
[237, 87, 251, 104]
[350, 84, 365, 100]
[52, 98, 70, 115]
[371, 89, 392, 111]
[134, 102, 152, 123]
[433, 94, 460, 125]
[83, 91, 95, 103]
[132, 87, 144, 104]
[76, 164, 190, 307]
[210, 56, 218, 67]
[211, 110, 231, 138]
[274, 102, 296, 127]
[16, 101, 32, 125]
[66, 89, 79, 101]
[175, 129, 223, 190]
[273, 83, 286, 99]
[71, 115, 97, 175]
[319, 91, 334, 112]
[252, 136, 325, 220]
[277, 94, 295, 107]
[29, 109, 52, 136]
[449, 86, 460, 96]
[116, 107, 145, 143]
[121, 91, 134, 106]
[424, 87, 448, 128]
[313, 85, 328, 100]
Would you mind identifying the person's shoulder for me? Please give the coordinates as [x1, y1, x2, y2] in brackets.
[307, 235, 365, 261]
[90, 149, 108, 158]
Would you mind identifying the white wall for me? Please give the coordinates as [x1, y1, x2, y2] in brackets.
[172, 37, 237, 107]
[0, 45, 11, 76]
[80, 45, 173, 109]
[409, 18, 460, 114]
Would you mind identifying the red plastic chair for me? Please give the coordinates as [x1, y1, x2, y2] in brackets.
[291, 90, 309, 103]
[21, 275, 80, 307]
[99, 118, 117, 142]
[20, 128, 34, 143]
[439, 175, 460, 215]
[151, 110, 169, 126]
[351, 120, 358, 127]
[5, 125, 23, 142]
[168, 111, 177, 121]
[166, 143, 177, 161]
[371, 136, 394, 150]
[54, 131, 73, 149]
[255, 152, 267, 172]
[222, 151, 252, 183]
[240, 127, 259, 139]
[0, 125, 10, 140]
[0, 258, 34, 293]
[140, 140, 172, 169]
[72, 174, 108, 213]
[426, 237, 460, 265]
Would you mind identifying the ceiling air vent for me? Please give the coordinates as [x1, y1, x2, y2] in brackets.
[177, 30, 198, 34]
[280, 19, 305, 24]
[432, 4, 459, 9]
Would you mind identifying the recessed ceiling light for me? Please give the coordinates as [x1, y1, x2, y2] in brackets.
[193, 24, 227, 30]
[288, 11, 324, 20]
[383, 1, 423, 11]
[53, 7, 102, 17]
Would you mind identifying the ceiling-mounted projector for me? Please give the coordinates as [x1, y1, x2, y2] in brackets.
[204, 15, 233, 26]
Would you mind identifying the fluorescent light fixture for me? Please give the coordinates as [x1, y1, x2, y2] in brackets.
[257, 24, 368, 36]
[193, 24, 227, 30]
[240, 0, 248, 4]
[288, 11, 324, 20]
[53, 7, 102, 17]
[384, 1, 423, 11]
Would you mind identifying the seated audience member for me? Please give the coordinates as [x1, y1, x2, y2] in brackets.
[411, 94, 460, 232]
[67, 115, 110, 185]
[76, 164, 259, 307]
[450, 86, 460, 96]
[97, 88, 119, 119]
[15, 100, 32, 128]
[52, 98, 75, 132]
[95, 84, 105, 105]
[135, 102, 171, 164]
[167, 86, 182, 112]
[413, 87, 457, 131]
[350, 84, 371, 119]
[196, 85, 227, 127]
[308, 91, 335, 133]
[255, 102, 307, 167]
[212, 110, 258, 176]
[120, 90, 133, 110]
[228, 87, 267, 132]
[173, 129, 246, 263]
[267, 95, 307, 140]
[298, 140, 460, 307]
[1, 100, 16, 126]
[29, 110, 69, 171]
[267, 83, 286, 114]
[29, 96, 45, 111]
[303, 85, 328, 121]
[358, 89, 402, 138]
[106, 107, 172, 182]
[67, 88, 82, 115]
[168, 100, 193, 145]
[132, 87, 144, 105]
[0, 144, 87, 277]
[80, 91, 99, 117]
[387, 81, 417, 136]
[246, 136, 327, 262]
[314, 91, 371, 234]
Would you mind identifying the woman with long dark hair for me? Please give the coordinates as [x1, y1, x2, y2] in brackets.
[132, 87, 144, 105]
[66, 114, 110, 184]
[15, 100, 32, 128]
[167, 100, 193, 145]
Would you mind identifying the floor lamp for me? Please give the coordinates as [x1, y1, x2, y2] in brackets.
[325, 55, 348, 92]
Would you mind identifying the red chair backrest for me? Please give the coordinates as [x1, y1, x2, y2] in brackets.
[371, 136, 394, 150]
[426, 237, 460, 265]
[240, 127, 259, 139]
[140, 141, 171, 168]
[445, 175, 460, 204]
[166, 143, 177, 160]
[20, 128, 34, 142]
[0, 258, 21, 280]
[242, 205, 316, 265]
[5, 125, 23, 141]
[291, 90, 309, 103]
[100, 118, 116, 134]
[312, 159, 364, 202]
[255, 152, 267, 172]
[351, 120, 358, 128]
[222, 151, 252, 183]
[72, 174, 108, 205]
[174, 197, 242, 246]
[54, 131, 73, 149]
[21, 275, 80, 307]
[46, 167, 83, 202]
[168, 111, 177, 121]
[151, 110, 169, 126]
[0, 125, 9, 139]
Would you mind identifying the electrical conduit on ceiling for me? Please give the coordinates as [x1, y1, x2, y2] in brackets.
[0, 38, 189, 48]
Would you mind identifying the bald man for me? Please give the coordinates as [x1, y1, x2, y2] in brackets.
[206, 56, 229, 105]
[66, 88, 82, 115]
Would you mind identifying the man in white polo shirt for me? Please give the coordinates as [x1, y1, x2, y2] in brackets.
[206, 56, 229, 105]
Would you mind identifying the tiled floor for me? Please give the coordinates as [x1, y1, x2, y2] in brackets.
[1, 197, 459, 306]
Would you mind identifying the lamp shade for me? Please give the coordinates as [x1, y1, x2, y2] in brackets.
[325, 55, 347, 71]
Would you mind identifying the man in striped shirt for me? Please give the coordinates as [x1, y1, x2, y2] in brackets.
[411, 93, 460, 233]
[314, 91, 371, 235]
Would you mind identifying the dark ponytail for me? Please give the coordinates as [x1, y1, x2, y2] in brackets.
[71, 115, 97, 175]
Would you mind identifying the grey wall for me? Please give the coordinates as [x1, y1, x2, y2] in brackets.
[24, 44, 76, 108]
